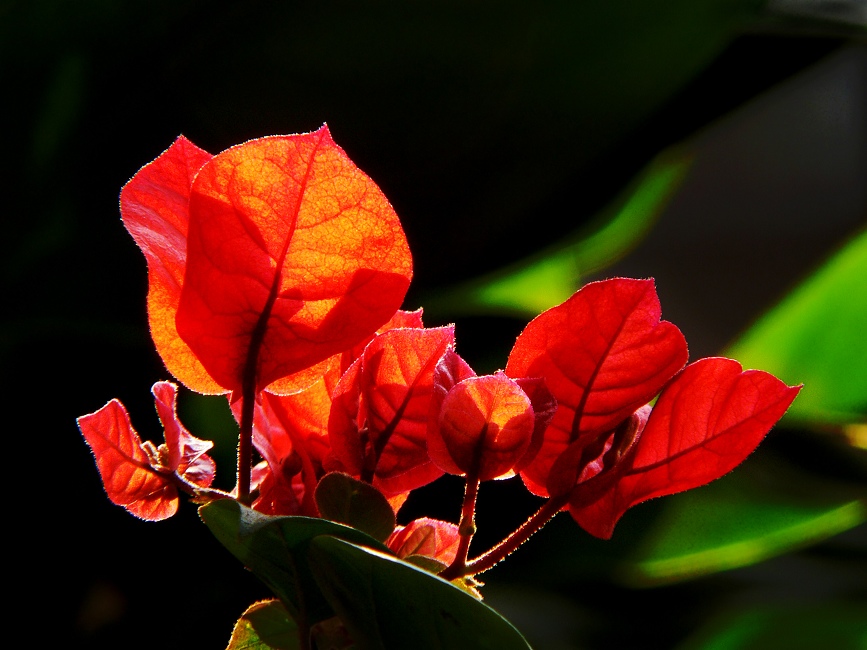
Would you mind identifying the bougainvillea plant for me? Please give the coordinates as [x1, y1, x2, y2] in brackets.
[78, 126, 801, 649]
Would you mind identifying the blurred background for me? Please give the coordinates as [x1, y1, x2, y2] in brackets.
[3, 1, 865, 648]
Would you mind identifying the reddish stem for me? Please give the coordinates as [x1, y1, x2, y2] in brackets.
[236, 388, 255, 504]
[462, 493, 568, 578]
[441, 470, 481, 580]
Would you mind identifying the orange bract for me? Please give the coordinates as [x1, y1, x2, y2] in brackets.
[120, 136, 221, 394]
[177, 126, 413, 394]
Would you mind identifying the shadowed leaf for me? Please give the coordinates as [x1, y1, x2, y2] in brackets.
[199, 499, 389, 623]
[308, 536, 533, 650]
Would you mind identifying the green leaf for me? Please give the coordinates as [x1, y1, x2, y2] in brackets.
[226, 600, 300, 650]
[307, 536, 534, 650]
[615, 452, 867, 587]
[725, 226, 867, 427]
[199, 500, 390, 624]
[420, 148, 692, 319]
[314, 472, 397, 543]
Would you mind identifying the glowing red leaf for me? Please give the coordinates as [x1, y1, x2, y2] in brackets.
[77, 383, 216, 521]
[429, 373, 535, 481]
[120, 136, 221, 394]
[568, 357, 802, 538]
[329, 326, 454, 495]
[176, 125, 413, 394]
[505, 278, 688, 497]
[77, 399, 178, 521]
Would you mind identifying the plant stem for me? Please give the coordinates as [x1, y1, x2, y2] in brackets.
[236, 389, 254, 504]
[462, 493, 568, 578]
[441, 471, 481, 580]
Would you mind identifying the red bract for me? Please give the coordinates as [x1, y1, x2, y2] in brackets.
[505, 277, 689, 498]
[328, 326, 455, 495]
[567, 357, 801, 538]
[120, 125, 413, 397]
[77, 382, 216, 521]
[120, 136, 218, 394]
[427, 349, 557, 480]
[505, 278, 801, 539]
[428, 371, 535, 481]
[177, 126, 412, 395]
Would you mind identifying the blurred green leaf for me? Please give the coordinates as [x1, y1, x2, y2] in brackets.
[199, 500, 390, 624]
[674, 603, 867, 650]
[421, 148, 692, 319]
[226, 600, 301, 650]
[725, 226, 867, 427]
[615, 452, 866, 587]
[308, 536, 533, 650]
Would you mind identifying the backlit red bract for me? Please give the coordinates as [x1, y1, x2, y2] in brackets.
[505, 278, 800, 538]
[77, 382, 215, 521]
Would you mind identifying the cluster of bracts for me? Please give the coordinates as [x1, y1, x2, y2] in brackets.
[78, 127, 799, 578]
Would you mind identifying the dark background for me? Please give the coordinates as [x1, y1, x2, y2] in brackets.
[3, 1, 865, 648]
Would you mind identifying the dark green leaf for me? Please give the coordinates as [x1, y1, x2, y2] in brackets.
[308, 536, 534, 650]
[199, 500, 390, 623]
[314, 472, 397, 543]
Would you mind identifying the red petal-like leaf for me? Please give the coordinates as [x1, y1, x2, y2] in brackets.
[431, 373, 535, 481]
[387, 517, 461, 566]
[505, 278, 688, 497]
[120, 136, 221, 394]
[77, 400, 178, 521]
[568, 357, 801, 538]
[329, 326, 454, 494]
[426, 348, 477, 476]
[151, 381, 216, 487]
[177, 125, 413, 394]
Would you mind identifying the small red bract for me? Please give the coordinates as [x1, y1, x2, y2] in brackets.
[78, 381, 215, 521]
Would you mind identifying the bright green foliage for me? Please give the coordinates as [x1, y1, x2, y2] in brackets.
[726, 226, 867, 427]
